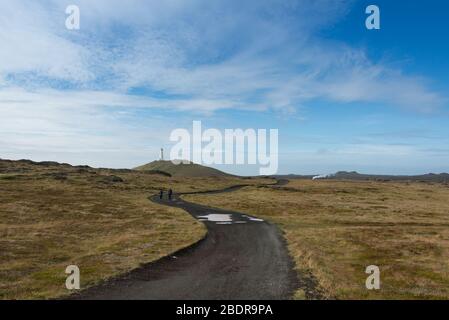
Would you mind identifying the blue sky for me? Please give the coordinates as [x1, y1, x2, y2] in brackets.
[0, 0, 448, 175]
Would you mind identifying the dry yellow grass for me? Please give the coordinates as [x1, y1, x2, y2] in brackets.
[0, 160, 268, 299]
[185, 179, 449, 299]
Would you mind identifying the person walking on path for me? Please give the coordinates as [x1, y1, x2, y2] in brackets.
[168, 189, 173, 201]
[159, 190, 164, 200]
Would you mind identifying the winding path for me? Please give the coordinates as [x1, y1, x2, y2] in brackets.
[73, 180, 299, 300]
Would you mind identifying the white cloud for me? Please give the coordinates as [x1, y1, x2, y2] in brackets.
[0, 0, 444, 113]
[0, 1, 92, 83]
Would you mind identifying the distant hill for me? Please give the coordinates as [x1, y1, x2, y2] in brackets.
[134, 160, 232, 177]
[275, 171, 449, 183]
[273, 174, 315, 180]
[0, 158, 171, 178]
[330, 171, 449, 183]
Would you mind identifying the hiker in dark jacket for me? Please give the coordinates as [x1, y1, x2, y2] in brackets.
[168, 189, 173, 200]
[159, 190, 164, 200]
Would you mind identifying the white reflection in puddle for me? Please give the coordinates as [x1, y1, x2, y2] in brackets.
[243, 215, 264, 222]
[198, 214, 232, 222]
[197, 213, 264, 225]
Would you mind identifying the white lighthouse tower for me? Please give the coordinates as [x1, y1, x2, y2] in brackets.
[160, 148, 164, 161]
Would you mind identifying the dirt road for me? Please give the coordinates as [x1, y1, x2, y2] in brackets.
[73, 182, 299, 300]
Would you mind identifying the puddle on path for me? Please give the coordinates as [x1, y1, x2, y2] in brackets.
[242, 215, 264, 222]
[197, 213, 264, 225]
[198, 213, 232, 222]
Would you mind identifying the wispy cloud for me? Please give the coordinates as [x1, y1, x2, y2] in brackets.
[1, 0, 444, 112]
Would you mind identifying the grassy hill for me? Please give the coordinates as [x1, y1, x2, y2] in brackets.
[134, 160, 232, 177]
